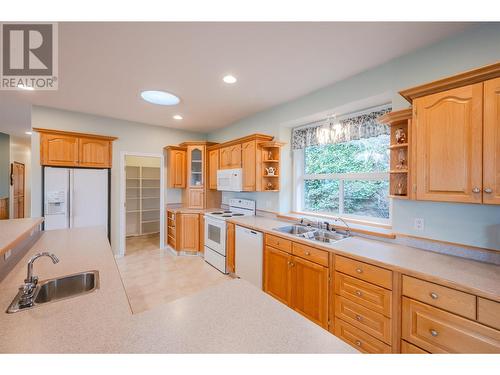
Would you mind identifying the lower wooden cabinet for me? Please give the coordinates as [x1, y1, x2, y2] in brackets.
[335, 318, 392, 354]
[264, 244, 329, 329]
[179, 213, 200, 252]
[264, 246, 292, 305]
[401, 340, 429, 354]
[402, 297, 500, 353]
[226, 222, 235, 273]
[291, 255, 329, 328]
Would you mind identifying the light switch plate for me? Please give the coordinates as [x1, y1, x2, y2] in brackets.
[414, 218, 425, 231]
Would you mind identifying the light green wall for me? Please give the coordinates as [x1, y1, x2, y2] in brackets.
[208, 24, 500, 250]
[0, 132, 10, 198]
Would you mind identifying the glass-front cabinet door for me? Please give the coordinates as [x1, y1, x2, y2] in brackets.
[189, 145, 204, 187]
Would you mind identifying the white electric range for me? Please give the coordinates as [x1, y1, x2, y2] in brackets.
[204, 198, 256, 273]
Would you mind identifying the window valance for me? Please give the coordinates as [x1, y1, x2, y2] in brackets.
[291, 107, 391, 150]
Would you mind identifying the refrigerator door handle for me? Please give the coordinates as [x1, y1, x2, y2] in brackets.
[69, 169, 74, 228]
[67, 169, 71, 228]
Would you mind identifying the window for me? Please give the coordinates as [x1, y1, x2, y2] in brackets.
[293, 107, 391, 224]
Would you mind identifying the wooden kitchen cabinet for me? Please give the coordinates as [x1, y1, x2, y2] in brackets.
[414, 83, 483, 203]
[78, 136, 112, 167]
[241, 140, 256, 191]
[208, 149, 219, 190]
[264, 245, 292, 306]
[40, 132, 79, 166]
[187, 188, 204, 209]
[291, 255, 329, 329]
[187, 145, 205, 188]
[483, 77, 500, 204]
[166, 146, 187, 189]
[179, 213, 200, 252]
[226, 222, 235, 273]
[219, 144, 241, 169]
[36, 128, 117, 168]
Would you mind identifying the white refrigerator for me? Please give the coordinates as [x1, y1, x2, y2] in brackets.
[44, 167, 109, 232]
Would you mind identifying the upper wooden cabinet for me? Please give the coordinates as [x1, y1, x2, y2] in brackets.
[398, 62, 500, 205]
[165, 146, 186, 189]
[208, 149, 219, 190]
[220, 144, 242, 169]
[414, 83, 483, 203]
[187, 145, 205, 188]
[241, 140, 256, 191]
[35, 128, 116, 168]
[484, 77, 500, 204]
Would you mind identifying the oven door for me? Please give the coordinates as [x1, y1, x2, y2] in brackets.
[204, 216, 226, 256]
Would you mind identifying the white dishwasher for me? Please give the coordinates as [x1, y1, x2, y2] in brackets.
[235, 225, 263, 289]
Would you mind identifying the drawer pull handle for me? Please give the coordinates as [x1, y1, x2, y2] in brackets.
[355, 268, 363, 274]
[305, 251, 311, 255]
[430, 292, 438, 300]
[355, 290, 363, 297]
[355, 340, 362, 347]
[355, 315, 363, 322]
[430, 329, 438, 337]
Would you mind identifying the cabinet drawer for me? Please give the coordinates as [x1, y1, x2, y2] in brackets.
[292, 242, 328, 266]
[335, 256, 392, 290]
[335, 296, 391, 344]
[402, 275, 476, 319]
[335, 317, 391, 354]
[401, 340, 429, 354]
[478, 298, 500, 330]
[402, 297, 500, 353]
[265, 234, 292, 253]
[335, 272, 392, 317]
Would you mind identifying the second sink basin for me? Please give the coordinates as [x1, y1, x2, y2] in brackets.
[274, 225, 317, 235]
[35, 271, 99, 304]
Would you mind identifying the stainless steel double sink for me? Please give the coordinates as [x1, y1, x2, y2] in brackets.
[274, 224, 349, 244]
[7, 271, 99, 313]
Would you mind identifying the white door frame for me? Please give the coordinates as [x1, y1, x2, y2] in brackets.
[119, 151, 165, 257]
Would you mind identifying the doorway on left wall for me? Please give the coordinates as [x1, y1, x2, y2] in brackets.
[124, 155, 162, 256]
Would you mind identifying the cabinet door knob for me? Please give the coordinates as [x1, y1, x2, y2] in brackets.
[472, 187, 481, 193]
[305, 251, 311, 256]
[430, 329, 438, 337]
[355, 340, 362, 347]
[355, 268, 363, 274]
[355, 290, 363, 297]
[430, 292, 438, 300]
[484, 188, 493, 194]
[355, 315, 363, 321]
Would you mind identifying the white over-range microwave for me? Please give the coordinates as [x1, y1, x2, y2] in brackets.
[217, 168, 242, 192]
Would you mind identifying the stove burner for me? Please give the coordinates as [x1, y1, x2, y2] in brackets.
[221, 214, 232, 217]
[223, 210, 232, 214]
[211, 212, 224, 215]
[232, 213, 244, 216]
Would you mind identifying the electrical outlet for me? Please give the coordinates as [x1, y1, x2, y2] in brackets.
[414, 218, 425, 231]
[4, 249, 12, 260]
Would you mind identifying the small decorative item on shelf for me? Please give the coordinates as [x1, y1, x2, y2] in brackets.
[397, 149, 406, 169]
[265, 167, 276, 176]
[396, 181, 405, 196]
[266, 182, 275, 190]
[268, 150, 273, 160]
[395, 127, 407, 144]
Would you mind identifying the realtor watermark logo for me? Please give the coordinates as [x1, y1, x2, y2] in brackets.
[0, 22, 58, 90]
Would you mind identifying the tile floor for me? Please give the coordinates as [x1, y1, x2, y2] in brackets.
[117, 235, 231, 314]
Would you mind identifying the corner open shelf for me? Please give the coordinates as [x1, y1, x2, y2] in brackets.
[259, 141, 285, 192]
[378, 108, 413, 199]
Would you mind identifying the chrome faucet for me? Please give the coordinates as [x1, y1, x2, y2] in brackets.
[19, 252, 59, 307]
[333, 217, 351, 236]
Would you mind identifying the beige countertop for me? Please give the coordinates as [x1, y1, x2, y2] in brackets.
[227, 216, 500, 302]
[0, 226, 357, 353]
[0, 218, 43, 256]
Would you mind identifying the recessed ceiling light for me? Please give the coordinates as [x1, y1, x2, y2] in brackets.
[173, 115, 183, 120]
[25, 131, 33, 135]
[17, 84, 34, 91]
[223, 75, 237, 84]
[141, 90, 180, 106]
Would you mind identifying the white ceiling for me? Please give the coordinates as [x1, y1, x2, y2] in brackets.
[2, 22, 473, 133]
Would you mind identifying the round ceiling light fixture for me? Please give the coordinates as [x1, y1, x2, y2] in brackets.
[173, 115, 183, 120]
[222, 75, 237, 84]
[140, 90, 180, 106]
